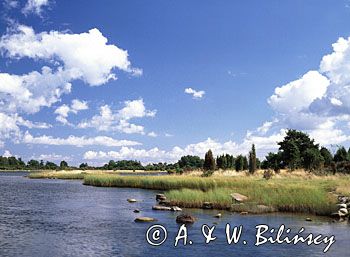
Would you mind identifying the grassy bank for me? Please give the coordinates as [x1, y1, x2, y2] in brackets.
[83, 173, 348, 215]
[28, 171, 87, 179]
[28, 170, 167, 180]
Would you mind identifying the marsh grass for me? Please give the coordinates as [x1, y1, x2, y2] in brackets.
[28, 172, 87, 180]
[83, 174, 343, 215]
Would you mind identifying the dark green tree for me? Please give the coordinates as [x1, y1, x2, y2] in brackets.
[235, 155, 244, 171]
[263, 152, 282, 172]
[303, 148, 324, 171]
[243, 156, 248, 170]
[203, 150, 216, 171]
[27, 159, 40, 169]
[334, 147, 348, 162]
[79, 163, 89, 169]
[278, 129, 318, 169]
[177, 155, 204, 170]
[248, 144, 257, 174]
[320, 147, 333, 167]
[60, 160, 68, 169]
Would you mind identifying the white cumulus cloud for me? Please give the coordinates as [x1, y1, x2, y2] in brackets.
[22, 0, 50, 16]
[22, 131, 141, 147]
[54, 99, 88, 125]
[0, 25, 141, 86]
[78, 99, 156, 134]
[184, 87, 205, 99]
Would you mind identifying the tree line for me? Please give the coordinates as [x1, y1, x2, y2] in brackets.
[1, 129, 350, 174]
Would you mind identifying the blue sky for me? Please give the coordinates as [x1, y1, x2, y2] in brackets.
[1, 0, 350, 165]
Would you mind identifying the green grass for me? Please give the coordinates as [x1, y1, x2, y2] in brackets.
[28, 172, 86, 180]
[83, 174, 343, 215]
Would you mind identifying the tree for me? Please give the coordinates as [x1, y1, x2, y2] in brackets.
[27, 159, 40, 169]
[178, 155, 204, 170]
[278, 129, 318, 169]
[45, 161, 58, 170]
[334, 147, 348, 162]
[79, 163, 89, 169]
[286, 141, 301, 170]
[60, 160, 68, 169]
[303, 148, 324, 171]
[107, 160, 117, 170]
[203, 150, 216, 171]
[320, 147, 332, 167]
[248, 144, 257, 174]
[235, 155, 244, 171]
[243, 156, 248, 170]
[263, 152, 282, 172]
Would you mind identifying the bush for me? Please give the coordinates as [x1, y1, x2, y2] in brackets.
[263, 169, 274, 180]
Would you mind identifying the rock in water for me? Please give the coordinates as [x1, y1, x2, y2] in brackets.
[171, 206, 182, 211]
[202, 202, 213, 209]
[134, 217, 157, 222]
[127, 199, 137, 203]
[159, 200, 171, 206]
[337, 203, 347, 209]
[133, 209, 140, 213]
[176, 214, 196, 224]
[231, 193, 248, 203]
[152, 205, 172, 211]
[156, 194, 167, 201]
[338, 208, 349, 217]
[214, 213, 222, 218]
[305, 217, 312, 222]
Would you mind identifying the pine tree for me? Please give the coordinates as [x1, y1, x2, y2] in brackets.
[248, 144, 257, 174]
[203, 150, 216, 171]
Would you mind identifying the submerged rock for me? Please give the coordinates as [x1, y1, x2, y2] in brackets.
[152, 205, 172, 211]
[176, 214, 196, 224]
[133, 209, 140, 213]
[231, 193, 248, 203]
[127, 198, 137, 203]
[134, 217, 157, 222]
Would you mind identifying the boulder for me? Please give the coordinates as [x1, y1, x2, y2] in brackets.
[338, 208, 349, 217]
[127, 198, 137, 203]
[240, 211, 248, 215]
[337, 203, 347, 209]
[338, 196, 349, 204]
[152, 205, 172, 211]
[231, 193, 248, 203]
[134, 217, 157, 222]
[156, 194, 167, 201]
[202, 202, 213, 209]
[176, 214, 196, 224]
[214, 213, 222, 218]
[159, 200, 171, 206]
[305, 217, 312, 222]
[171, 206, 182, 212]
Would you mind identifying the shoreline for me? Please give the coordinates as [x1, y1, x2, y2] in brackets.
[26, 170, 350, 218]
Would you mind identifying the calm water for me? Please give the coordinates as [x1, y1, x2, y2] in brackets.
[0, 172, 349, 257]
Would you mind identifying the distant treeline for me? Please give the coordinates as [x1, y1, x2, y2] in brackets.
[1, 129, 350, 174]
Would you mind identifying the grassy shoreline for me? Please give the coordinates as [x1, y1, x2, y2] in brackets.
[26, 170, 350, 216]
[83, 173, 349, 216]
